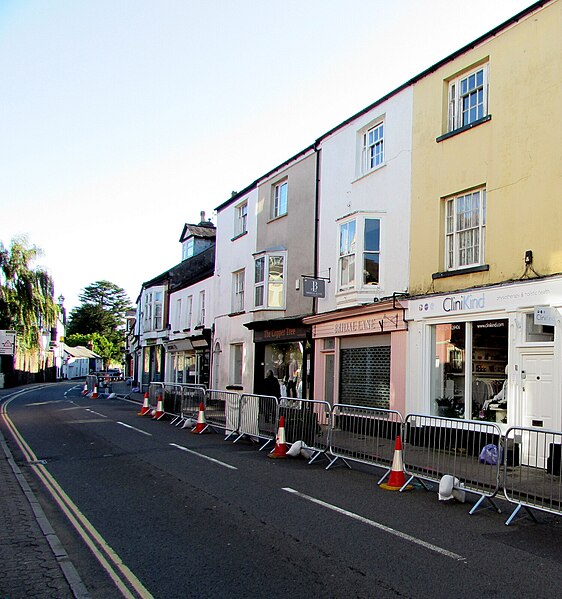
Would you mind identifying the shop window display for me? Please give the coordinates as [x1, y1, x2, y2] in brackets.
[264, 343, 303, 398]
[431, 319, 508, 421]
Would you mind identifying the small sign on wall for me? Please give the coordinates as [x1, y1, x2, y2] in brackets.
[0, 330, 16, 355]
[302, 277, 326, 298]
[534, 306, 556, 326]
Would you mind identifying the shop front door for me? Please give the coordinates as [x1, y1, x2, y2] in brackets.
[521, 352, 555, 466]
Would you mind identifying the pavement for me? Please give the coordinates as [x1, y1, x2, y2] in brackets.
[0, 383, 92, 599]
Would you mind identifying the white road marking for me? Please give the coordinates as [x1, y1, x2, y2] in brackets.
[85, 409, 109, 418]
[282, 487, 466, 561]
[169, 443, 238, 470]
[117, 422, 152, 436]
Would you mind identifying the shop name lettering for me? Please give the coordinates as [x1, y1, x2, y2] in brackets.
[263, 328, 296, 339]
[442, 294, 485, 312]
[334, 315, 399, 334]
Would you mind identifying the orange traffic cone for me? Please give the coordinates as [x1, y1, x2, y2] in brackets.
[138, 392, 150, 416]
[380, 436, 412, 491]
[81, 382, 88, 396]
[90, 385, 98, 399]
[268, 416, 288, 459]
[191, 403, 209, 434]
[152, 395, 164, 420]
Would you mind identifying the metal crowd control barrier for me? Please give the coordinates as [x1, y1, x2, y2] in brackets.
[147, 382, 164, 414]
[328, 404, 404, 477]
[234, 394, 278, 450]
[279, 398, 332, 463]
[85, 374, 98, 394]
[503, 426, 562, 525]
[176, 384, 207, 426]
[403, 414, 502, 514]
[205, 390, 241, 438]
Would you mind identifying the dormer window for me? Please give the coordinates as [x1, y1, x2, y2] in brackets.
[182, 238, 194, 261]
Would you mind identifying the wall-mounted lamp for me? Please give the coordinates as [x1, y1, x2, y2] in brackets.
[525, 250, 533, 265]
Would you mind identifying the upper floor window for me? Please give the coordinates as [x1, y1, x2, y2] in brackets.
[182, 238, 194, 261]
[445, 188, 486, 271]
[254, 253, 285, 309]
[186, 295, 193, 330]
[448, 65, 488, 131]
[235, 201, 248, 237]
[144, 290, 163, 331]
[272, 180, 288, 219]
[338, 216, 381, 291]
[362, 122, 384, 173]
[232, 269, 245, 313]
[197, 290, 205, 326]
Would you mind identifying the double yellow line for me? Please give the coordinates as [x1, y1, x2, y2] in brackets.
[1, 389, 153, 599]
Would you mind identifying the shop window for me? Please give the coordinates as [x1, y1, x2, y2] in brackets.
[264, 342, 303, 398]
[525, 314, 554, 343]
[431, 319, 508, 422]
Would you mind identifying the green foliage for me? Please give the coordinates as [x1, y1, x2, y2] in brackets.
[66, 280, 131, 367]
[66, 332, 123, 365]
[0, 236, 58, 350]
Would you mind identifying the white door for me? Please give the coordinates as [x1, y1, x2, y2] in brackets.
[521, 352, 555, 467]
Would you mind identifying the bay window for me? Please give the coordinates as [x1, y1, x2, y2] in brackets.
[254, 253, 286, 309]
[338, 215, 381, 291]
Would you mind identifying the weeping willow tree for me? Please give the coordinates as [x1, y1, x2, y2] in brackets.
[0, 236, 59, 351]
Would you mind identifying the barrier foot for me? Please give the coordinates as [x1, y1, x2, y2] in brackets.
[225, 429, 238, 441]
[308, 450, 329, 465]
[399, 475, 416, 492]
[169, 415, 180, 425]
[175, 417, 186, 427]
[377, 468, 391, 485]
[469, 494, 501, 516]
[258, 439, 273, 452]
[325, 455, 352, 471]
[505, 503, 538, 526]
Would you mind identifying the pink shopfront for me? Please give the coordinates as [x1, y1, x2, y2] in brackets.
[304, 299, 407, 412]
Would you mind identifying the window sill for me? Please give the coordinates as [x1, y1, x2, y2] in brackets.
[228, 311, 246, 317]
[231, 231, 247, 242]
[436, 115, 492, 143]
[268, 213, 287, 224]
[432, 264, 489, 279]
[182, 328, 191, 332]
[352, 162, 386, 184]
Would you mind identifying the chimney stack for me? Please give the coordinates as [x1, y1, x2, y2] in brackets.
[200, 210, 205, 224]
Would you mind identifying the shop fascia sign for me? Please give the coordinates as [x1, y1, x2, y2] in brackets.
[412, 276, 562, 320]
[332, 312, 406, 336]
[0, 330, 16, 356]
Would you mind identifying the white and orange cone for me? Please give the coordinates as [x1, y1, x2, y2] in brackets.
[81, 382, 88, 396]
[268, 416, 288, 459]
[90, 385, 99, 399]
[191, 403, 209, 434]
[379, 436, 412, 491]
[152, 395, 164, 420]
[138, 392, 150, 416]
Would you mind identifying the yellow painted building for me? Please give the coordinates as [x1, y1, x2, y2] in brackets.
[406, 0, 562, 434]
[410, 0, 562, 295]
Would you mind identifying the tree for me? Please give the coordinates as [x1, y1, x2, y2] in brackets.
[0, 236, 58, 350]
[66, 280, 131, 367]
[67, 281, 131, 337]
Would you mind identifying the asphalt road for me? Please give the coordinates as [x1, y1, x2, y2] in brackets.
[5, 382, 562, 599]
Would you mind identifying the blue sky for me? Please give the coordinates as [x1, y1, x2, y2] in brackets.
[0, 0, 535, 311]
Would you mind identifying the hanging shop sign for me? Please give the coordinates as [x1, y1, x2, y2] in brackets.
[534, 306, 557, 326]
[302, 277, 326, 298]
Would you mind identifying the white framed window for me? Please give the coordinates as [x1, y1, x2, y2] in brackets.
[445, 188, 486, 270]
[144, 292, 152, 329]
[254, 253, 286, 309]
[448, 65, 488, 131]
[153, 291, 163, 330]
[362, 122, 384, 173]
[231, 343, 243, 385]
[232, 269, 245, 313]
[175, 298, 182, 330]
[272, 180, 288, 219]
[235, 201, 248, 237]
[197, 291, 205, 326]
[186, 295, 193, 330]
[339, 220, 356, 289]
[182, 237, 194, 261]
[338, 216, 381, 290]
